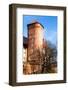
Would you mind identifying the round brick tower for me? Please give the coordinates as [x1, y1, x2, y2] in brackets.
[27, 21, 44, 74]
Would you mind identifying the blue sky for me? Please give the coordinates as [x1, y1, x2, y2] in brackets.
[23, 15, 57, 46]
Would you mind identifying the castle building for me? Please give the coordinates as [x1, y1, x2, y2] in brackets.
[23, 21, 57, 74]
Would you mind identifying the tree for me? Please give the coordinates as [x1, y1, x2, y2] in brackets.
[41, 41, 57, 73]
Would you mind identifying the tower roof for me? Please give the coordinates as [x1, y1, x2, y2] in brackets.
[27, 21, 44, 29]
